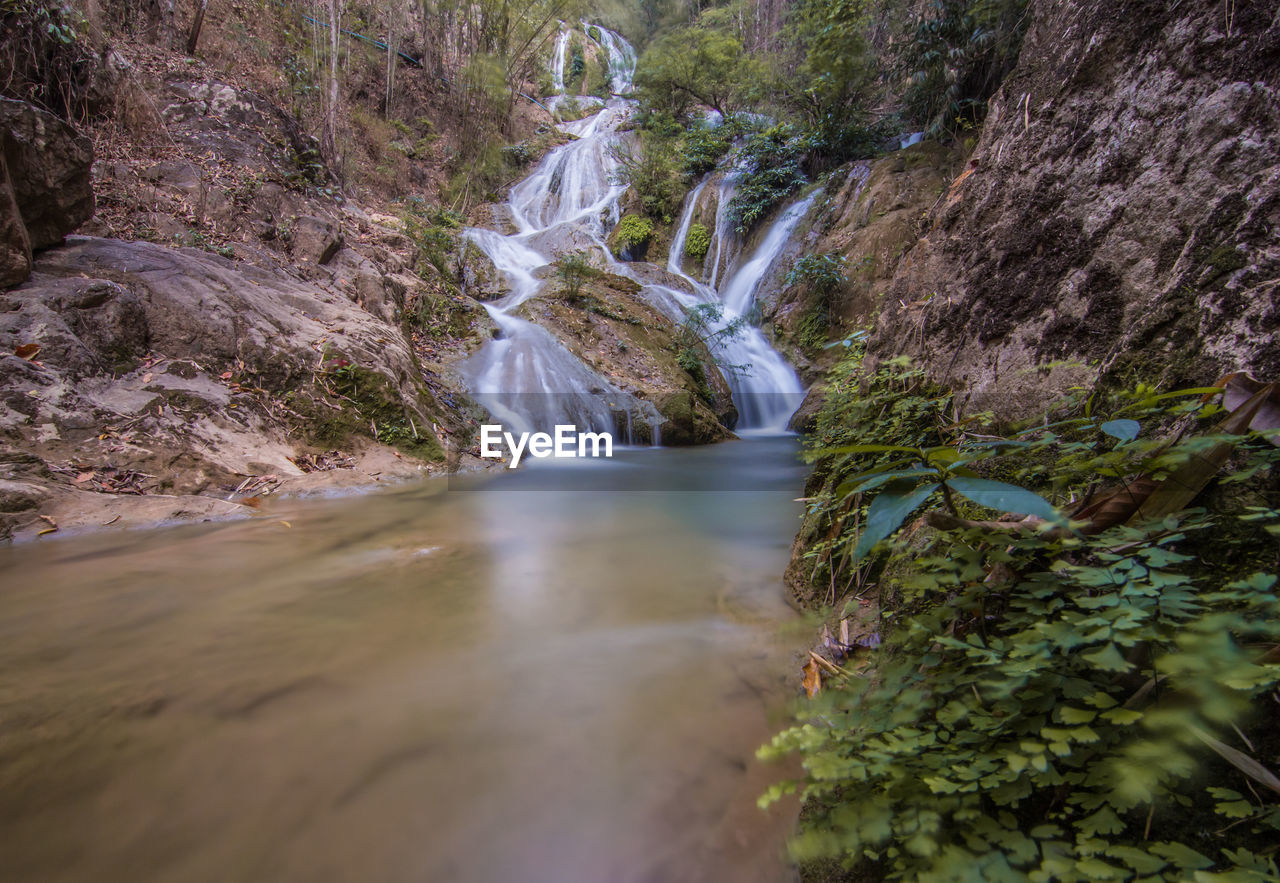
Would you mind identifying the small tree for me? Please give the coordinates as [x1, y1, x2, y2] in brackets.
[786, 252, 848, 351]
[556, 251, 600, 303]
[673, 303, 747, 396]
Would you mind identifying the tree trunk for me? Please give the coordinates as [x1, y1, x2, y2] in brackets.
[185, 0, 208, 55]
[383, 0, 397, 117]
[322, 0, 340, 165]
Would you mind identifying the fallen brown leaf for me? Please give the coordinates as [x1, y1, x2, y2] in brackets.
[14, 343, 40, 360]
[1070, 477, 1160, 534]
[1131, 383, 1276, 523]
[1217, 373, 1280, 446]
[802, 657, 821, 699]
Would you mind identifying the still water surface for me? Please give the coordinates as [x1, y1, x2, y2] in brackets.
[0, 437, 808, 882]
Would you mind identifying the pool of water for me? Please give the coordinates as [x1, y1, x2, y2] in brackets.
[0, 436, 808, 882]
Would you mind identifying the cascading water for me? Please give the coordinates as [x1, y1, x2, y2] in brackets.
[550, 28, 569, 95]
[456, 25, 659, 442]
[457, 23, 810, 444]
[659, 181, 814, 433]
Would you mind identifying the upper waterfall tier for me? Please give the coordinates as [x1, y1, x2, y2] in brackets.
[456, 22, 812, 442]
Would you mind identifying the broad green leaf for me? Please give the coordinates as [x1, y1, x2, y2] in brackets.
[837, 469, 937, 497]
[945, 476, 1060, 521]
[820, 443, 922, 456]
[1099, 419, 1140, 441]
[1078, 806, 1125, 836]
[1082, 643, 1132, 673]
[1149, 842, 1212, 870]
[853, 483, 940, 560]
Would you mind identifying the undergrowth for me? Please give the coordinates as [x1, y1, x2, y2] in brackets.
[767, 345, 1280, 881]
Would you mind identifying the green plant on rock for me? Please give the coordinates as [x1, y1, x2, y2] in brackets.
[672, 303, 746, 400]
[788, 252, 849, 350]
[898, 0, 1032, 138]
[611, 214, 655, 259]
[610, 133, 686, 222]
[566, 38, 587, 91]
[684, 223, 711, 262]
[682, 122, 736, 176]
[402, 199, 463, 278]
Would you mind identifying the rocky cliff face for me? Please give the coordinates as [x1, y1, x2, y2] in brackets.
[871, 0, 1280, 419]
[0, 99, 95, 287]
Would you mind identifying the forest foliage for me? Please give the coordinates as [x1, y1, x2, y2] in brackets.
[769, 345, 1280, 880]
[622, 0, 1029, 233]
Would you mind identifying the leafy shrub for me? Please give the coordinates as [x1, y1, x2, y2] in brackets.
[610, 214, 654, 259]
[727, 125, 808, 235]
[787, 253, 847, 297]
[898, 0, 1031, 137]
[634, 26, 752, 119]
[673, 303, 746, 399]
[683, 124, 735, 176]
[765, 354, 1280, 879]
[684, 223, 711, 262]
[402, 199, 463, 277]
[555, 251, 600, 302]
[567, 39, 586, 91]
[610, 134, 685, 222]
[0, 0, 93, 119]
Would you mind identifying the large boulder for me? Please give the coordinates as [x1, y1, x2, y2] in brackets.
[513, 271, 738, 445]
[0, 99, 94, 288]
[870, 0, 1280, 419]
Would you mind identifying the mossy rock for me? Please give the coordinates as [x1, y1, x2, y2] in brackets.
[289, 364, 444, 462]
[514, 273, 737, 445]
[684, 222, 710, 262]
[608, 214, 654, 261]
[652, 390, 733, 446]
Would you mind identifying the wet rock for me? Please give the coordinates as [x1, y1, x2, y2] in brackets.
[0, 98, 94, 287]
[516, 272, 736, 446]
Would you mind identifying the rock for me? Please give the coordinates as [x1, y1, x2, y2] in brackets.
[652, 390, 734, 446]
[787, 384, 827, 434]
[764, 142, 961, 379]
[0, 98, 94, 287]
[514, 271, 737, 446]
[0, 478, 48, 513]
[291, 215, 343, 264]
[869, 0, 1280, 419]
[0, 151, 31, 288]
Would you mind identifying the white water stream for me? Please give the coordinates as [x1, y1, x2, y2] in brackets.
[456, 23, 812, 440]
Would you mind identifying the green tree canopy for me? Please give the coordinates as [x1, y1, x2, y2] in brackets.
[634, 26, 754, 118]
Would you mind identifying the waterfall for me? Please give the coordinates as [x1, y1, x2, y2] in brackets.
[457, 23, 810, 445]
[708, 173, 739, 289]
[667, 180, 708, 278]
[551, 28, 569, 94]
[659, 185, 815, 433]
